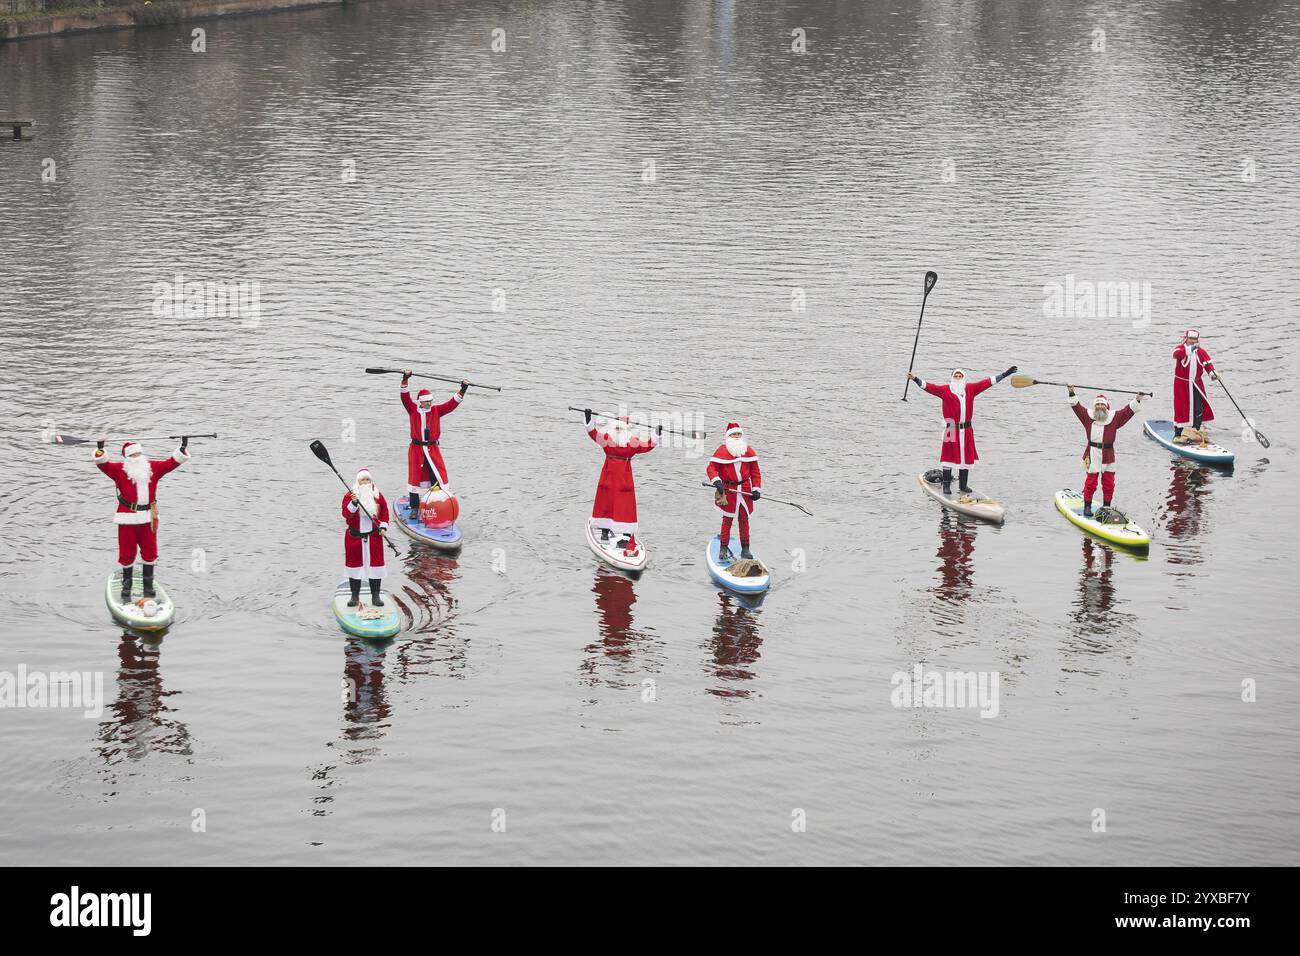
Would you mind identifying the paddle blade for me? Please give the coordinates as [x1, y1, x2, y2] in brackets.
[364, 367, 395, 374]
[1256, 431, 1270, 449]
[309, 440, 333, 466]
[1010, 375, 1038, 389]
[924, 270, 938, 293]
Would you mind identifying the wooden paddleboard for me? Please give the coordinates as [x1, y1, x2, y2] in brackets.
[916, 472, 1006, 524]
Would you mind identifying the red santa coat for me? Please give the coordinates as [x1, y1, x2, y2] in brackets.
[95, 448, 188, 524]
[342, 491, 390, 578]
[588, 425, 655, 534]
[401, 381, 462, 492]
[1172, 344, 1216, 426]
[1069, 395, 1140, 472]
[707, 445, 762, 517]
[918, 377, 996, 466]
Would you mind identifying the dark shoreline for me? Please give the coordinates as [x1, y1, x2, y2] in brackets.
[2, 0, 348, 41]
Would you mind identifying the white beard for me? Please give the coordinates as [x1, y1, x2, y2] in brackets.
[949, 378, 966, 392]
[725, 436, 747, 458]
[354, 484, 379, 515]
[606, 425, 631, 447]
[1092, 407, 1111, 423]
[123, 456, 152, 485]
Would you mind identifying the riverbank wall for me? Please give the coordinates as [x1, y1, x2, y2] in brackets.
[2, 0, 348, 41]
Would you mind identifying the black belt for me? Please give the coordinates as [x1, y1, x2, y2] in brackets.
[412, 439, 439, 447]
[1089, 441, 1113, 450]
[348, 528, 374, 539]
[952, 421, 972, 429]
[117, 496, 152, 511]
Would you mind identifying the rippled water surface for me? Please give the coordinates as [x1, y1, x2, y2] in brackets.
[2, 0, 1298, 865]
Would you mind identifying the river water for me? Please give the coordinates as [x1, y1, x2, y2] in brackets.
[2, 0, 1298, 865]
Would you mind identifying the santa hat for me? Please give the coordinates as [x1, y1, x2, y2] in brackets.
[1184, 328, 1200, 340]
[951, 368, 965, 377]
[121, 442, 143, 458]
[1093, 393, 1111, 409]
[355, 467, 373, 483]
[416, 388, 434, 403]
[725, 422, 743, 437]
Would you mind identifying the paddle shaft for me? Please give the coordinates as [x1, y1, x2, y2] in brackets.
[366, 367, 501, 392]
[1035, 379, 1148, 396]
[902, 271, 938, 402]
[50, 432, 218, 446]
[569, 407, 705, 439]
[701, 482, 812, 516]
[1212, 375, 1270, 447]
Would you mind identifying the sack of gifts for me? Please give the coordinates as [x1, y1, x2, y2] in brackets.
[419, 486, 460, 529]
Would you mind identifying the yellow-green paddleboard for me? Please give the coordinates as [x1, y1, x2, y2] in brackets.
[1054, 489, 1149, 551]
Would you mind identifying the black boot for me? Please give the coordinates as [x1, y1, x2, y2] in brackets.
[600, 528, 611, 541]
[142, 564, 155, 598]
[1173, 426, 1183, 438]
[941, 468, 952, 495]
[347, 579, 361, 607]
[1082, 501, 1094, 518]
[740, 544, 753, 560]
[718, 544, 735, 563]
[120, 565, 133, 601]
[958, 469, 972, 494]
[408, 492, 420, 521]
[369, 579, 384, 606]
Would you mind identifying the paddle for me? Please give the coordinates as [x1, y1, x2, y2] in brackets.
[570, 407, 707, 440]
[365, 367, 501, 392]
[902, 270, 939, 401]
[49, 432, 219, 446]
[701, 482, 812, 517]
[309, 440, 400, 556]
[1212, 375, 1269, 448]
[1010, 375, 1148, 397]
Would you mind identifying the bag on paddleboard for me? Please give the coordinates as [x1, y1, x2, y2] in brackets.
[419, 486, 459, 529]
[727, 558, 768, 578]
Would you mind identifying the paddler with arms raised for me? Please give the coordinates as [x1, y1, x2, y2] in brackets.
[399, 369, 468, 518]
[1066, 387, 1148, 517]
[342, 468, 390, 607]
[906, 365, 1017, 494]
[708, 422, 762, 563]
[584, 410, 659, 551]
[1172, 329, 1218, 442]
[93, 438, 190, 600]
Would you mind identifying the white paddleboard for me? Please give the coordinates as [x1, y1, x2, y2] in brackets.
[105, 568, 175, 631]
[916, 472, 1006, 524]
[705, 535, 770, 594]
[584, 521, 648, 573]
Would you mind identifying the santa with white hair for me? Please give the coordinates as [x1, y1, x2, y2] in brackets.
[399, 369, 468, 519]
[342, 467, 390, 607]
[707, 422, 763, 563]
[93, 438, 190, 600]
[584, 409, 659, 550]
[907, 364, 1017, 494]
[1172, 329, 1218, 440]
[1066, 386, 1147, 517]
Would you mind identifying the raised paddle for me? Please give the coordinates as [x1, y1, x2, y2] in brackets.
[309, 440, 400, 556]
[701, 482, 812, 517]
[570, 407, 707, 440]
[1010, 375, 1148, 397]
[365, 367, 502, 392]
[48, 432, 219, 445]
[1212, 375, 1269, 448]
[902, 270, 939, 401]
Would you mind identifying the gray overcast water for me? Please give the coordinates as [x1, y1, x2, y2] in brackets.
[1, 0, 1298, 865]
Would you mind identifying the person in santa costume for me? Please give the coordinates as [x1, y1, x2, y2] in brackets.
[342, 467, 390, 607]
[1066, 386, 1148, 517]
[707, 422, 762, 563]
[93, 438, 190, 600]
[1172, 328, 1218, 441]
[399, 369, 469, 518]
[906, 365, 1018, 494]
[584, 410, 660, 550]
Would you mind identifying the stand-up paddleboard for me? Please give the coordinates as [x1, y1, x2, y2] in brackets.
[332, 580, 401, 639]
[1144, 419, 1234, 467]
[916, 471, 1005, 524]
[394, 496, 463, 551]
[705, 535, 770, 594]
[585, 521, 648, 573]
[1054, 490, 1150, 550]
[105, 568, 175, 631]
